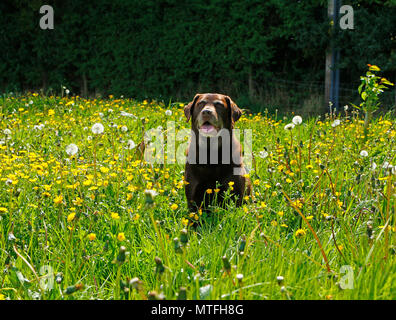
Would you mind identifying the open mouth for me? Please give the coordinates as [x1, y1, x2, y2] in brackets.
[199, 121, 217, 135]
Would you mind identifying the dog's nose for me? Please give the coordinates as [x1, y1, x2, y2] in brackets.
[202, 108, 213, 115]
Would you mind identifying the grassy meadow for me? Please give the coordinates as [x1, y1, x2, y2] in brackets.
[0, 93, 395, 300]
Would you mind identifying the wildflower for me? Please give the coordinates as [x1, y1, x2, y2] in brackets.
[121, 125, 128, 133]
[181, 217, 189, 226]
[382, 161, 390, 169]
[87, 233, 96, 241]
[33, 124, 45, 130]
[91, 123, 104, 134]
[117, 232, 126, 241]
[177, 287, 187, 300]
[144, 189, 157, 204]
[0, 207, 8, 214]
[360, 150, 368, 157]
[344, 105, 349, 111]
[67, 212, 76, 222]
[65, 143, 79, 156]
[214, 188, 220, 193]
[120, 111, 137, 118]
[3, 129, 11, 135]
[284, 123, 295, 130]
[367, 64, 380, 71]
[295, 229, 306, 237]
[259, 150, 268, 159]
[277, 211, 284, 217]
[206, 189, 213, 194]
[222, 256, 231, 273]
[171, 203, 178, 210]
[54, 195, 63, 205]
[117, 246, 127, 263]
[165, 110, 172, 116]
[126, 139, 136, 150]
[271, 220, 278, 227]
[331, 119, 341, 127]
[155, 256, 165, 274]
[292, 115, 302, 125]
[111, 212, 120, 220]
[276, 276, 284, 285]
[8, 232, 16, 241]
[180, 229, 188, 244]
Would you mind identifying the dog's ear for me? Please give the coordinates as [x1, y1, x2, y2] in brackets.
[184, 94, 201, 122]
[225, 95, 242, 124]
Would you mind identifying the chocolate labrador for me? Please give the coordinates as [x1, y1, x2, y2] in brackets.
[184, 93, 252, 212]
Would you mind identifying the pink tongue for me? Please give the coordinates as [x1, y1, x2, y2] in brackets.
[200, 123, 215, 133]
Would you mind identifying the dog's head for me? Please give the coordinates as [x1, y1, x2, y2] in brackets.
[184, 93, 242, 137]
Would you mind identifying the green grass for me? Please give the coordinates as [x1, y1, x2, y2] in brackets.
[0, 93, 395, 300]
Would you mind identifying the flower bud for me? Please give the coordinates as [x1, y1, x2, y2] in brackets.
[180, 229, 188, 244]
[155, 256, 165, 274]
[117, 246, 126, 264]
[177, 287, 187, 300]
[222, 255, 231, 273]
[174, 237, 183, 254]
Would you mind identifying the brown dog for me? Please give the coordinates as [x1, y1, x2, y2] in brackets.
[184, 93, 252, 212]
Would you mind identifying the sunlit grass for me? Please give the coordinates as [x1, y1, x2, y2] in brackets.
[0, 92, 394, 300]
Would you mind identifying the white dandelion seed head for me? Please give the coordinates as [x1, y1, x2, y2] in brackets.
[259, 150, 268, 159]
[120, 111, 137, 118]
[3, 129, 11, 135]
[91, 123, 104, 134]
[34, 124, 45, 131]
[121, 126, 128, 133]
[332, 119, 341, 127]
[360, 150, 368, 157]
[165, 110, 172, 116]
[87, 135, 92, 141]
[284, 123, 295, 131]
[29, 100, 34, 105]
[371, 162, 377, 171]
[126, 139, 136, 150]
[144, 189, 158, 198]
[65, 143, 79, 156]
[65, 89, 70, 95]
[108, 108, 113, 113]
[99, 112, 104, 118]
[292, 115, 302, 125]
[236, 274, 244, 281]
[344, 105, 349, 111]
[5, 179, 13, 186]
[382, 161, 390, 169]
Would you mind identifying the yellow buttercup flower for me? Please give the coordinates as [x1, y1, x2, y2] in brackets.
[67, 212, 76, 222]
[87, 233, 96, 241]
[111, 212, 120, 220]
[117, 232, 126, 241]
[295, 229, 306, 238]
[54, 195, 63, 205]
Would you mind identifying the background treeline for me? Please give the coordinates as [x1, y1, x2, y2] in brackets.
[0, 0, 395, 114]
